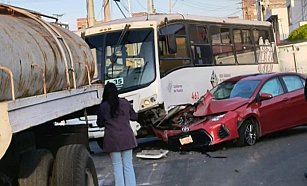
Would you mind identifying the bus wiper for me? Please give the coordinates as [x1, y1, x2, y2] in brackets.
[117, 24, 130, 47]
[110, 24, 130, 66]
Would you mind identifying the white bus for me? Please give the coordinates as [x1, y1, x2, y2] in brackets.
[84, 13, 280, 136]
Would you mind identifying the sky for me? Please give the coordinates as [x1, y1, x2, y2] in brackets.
[6, 0, 242, 31]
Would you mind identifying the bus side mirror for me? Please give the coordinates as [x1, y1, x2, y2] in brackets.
[167, 34, 177, 54]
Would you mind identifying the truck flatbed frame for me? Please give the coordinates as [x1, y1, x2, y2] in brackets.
[0, 84, 103, 159]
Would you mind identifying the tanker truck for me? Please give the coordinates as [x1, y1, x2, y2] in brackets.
[0, 4, 102, 186]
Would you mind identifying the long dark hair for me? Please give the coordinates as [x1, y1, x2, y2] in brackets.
[103, 82, 119, 118]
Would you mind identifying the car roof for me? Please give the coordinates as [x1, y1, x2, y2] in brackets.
[225, 72, 305, 82]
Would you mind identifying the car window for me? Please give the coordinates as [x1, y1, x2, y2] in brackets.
[259, 78, 284, 96]
[229, 80, 260, 98]
[301, 77, 306, 86]
[281, 75, 304, 92]
[212, 81, 236, 99]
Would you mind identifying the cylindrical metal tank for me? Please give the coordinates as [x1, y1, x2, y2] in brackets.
[0, 5, 95, 101]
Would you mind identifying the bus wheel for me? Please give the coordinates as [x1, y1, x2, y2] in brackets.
[236, 119, 258, 146]
[53, 144, 98, 186]
[18, 149, 54, 186]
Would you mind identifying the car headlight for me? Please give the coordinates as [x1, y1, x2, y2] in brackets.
[210, 114, 225, 121]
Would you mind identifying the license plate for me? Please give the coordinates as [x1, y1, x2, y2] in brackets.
[179, 135, 193, 145]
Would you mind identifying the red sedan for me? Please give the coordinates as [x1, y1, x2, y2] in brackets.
[153, 72, 307, 149]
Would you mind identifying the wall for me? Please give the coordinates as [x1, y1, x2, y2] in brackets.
[287, 0, 307, 33]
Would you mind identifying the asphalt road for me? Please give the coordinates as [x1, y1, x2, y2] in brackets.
[90, 126, 307, 186]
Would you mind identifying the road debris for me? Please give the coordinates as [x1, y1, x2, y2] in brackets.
[136, 149, 169, 159]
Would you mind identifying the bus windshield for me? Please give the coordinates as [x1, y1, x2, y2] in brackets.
[85, 28, 155, 92]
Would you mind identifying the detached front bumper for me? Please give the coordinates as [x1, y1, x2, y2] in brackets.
[153, 111, 240, 149]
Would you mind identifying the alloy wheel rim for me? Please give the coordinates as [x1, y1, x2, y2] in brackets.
[245, 123, 256, 145]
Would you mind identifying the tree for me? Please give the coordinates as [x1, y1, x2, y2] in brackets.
[288, 24, 307, 41]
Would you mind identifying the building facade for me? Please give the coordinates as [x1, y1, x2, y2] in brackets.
[254, 0, 289, 41]
[242, 0, 258, 20]
[287, 0, 307, 33]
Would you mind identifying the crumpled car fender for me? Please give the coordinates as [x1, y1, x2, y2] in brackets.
[201, 111, 240, 145]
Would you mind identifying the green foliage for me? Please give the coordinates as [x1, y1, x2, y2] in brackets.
[288, 24, 307, 41]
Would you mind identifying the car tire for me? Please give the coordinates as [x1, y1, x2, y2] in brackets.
[53, 144, 98, 186]
[236, 119, 258, 146]
[18, 149, 54, 186]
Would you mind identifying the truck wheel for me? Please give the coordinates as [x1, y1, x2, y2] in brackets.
[53, 144, 98, 186]
[18, 149, 54, 186]
[0, 172, 13, 186]
[236, 119, 258, 146]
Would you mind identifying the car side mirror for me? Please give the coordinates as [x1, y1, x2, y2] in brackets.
[259, 92, 273, 101]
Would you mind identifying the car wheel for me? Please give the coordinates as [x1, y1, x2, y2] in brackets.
[237, 119, 257, 146]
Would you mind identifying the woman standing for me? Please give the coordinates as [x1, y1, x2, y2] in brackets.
[97, 82, 138, 186]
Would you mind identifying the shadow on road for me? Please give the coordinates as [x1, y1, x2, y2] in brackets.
[259, 126, 307, 142]
[135, 126, 307, 160]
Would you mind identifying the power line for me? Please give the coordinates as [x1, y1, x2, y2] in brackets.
[227, 10, 241, 17]
[172, 0, 178, 8]
[123, 0, 241, 17]
[135, 0, 146, 10]
[119, 1, 130, 14]
[178, 0, 240, 12]
[96, 2, 103, 20]
[114, 0, 126, 18]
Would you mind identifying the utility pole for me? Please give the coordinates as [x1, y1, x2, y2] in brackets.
[257, 0, 265, 21]
[87, 0, 95, 27]
[169, 0, 171, 13]
[147, 0, 152, 14]
[128, 0, 132, 17]
[104, 0, 111, 22]
[147, 0, 154, 14]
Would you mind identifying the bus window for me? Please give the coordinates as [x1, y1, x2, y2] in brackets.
[253, 29, 276, 64]
[189, 24, 213, 65]
[210, 26, 235, 65]
[189, 25, 209, 44]
[221, 28, 231, 44]
[253, 29, 270, 45]
[159, 23, 191, 75]
[233, 29, 256, 64]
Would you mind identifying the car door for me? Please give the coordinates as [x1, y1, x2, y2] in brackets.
[279, 74, 307, 127]
[256, 77, 287, 134]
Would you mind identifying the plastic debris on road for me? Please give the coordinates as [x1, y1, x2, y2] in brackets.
[136, 149, 169, 159]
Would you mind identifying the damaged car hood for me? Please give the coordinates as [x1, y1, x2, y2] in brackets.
[194, 94, 249, 117]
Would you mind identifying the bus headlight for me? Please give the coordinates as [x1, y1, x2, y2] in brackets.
[141, 94, 157, 109]
[144, 100, 150, 106]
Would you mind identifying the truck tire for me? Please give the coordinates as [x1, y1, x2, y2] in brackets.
[53, 144, 98, 186]
[18, 149, 54, 186]
[0, 172, 13, 186]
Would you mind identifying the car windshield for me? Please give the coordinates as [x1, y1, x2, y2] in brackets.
[212, 80, 260, 99]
